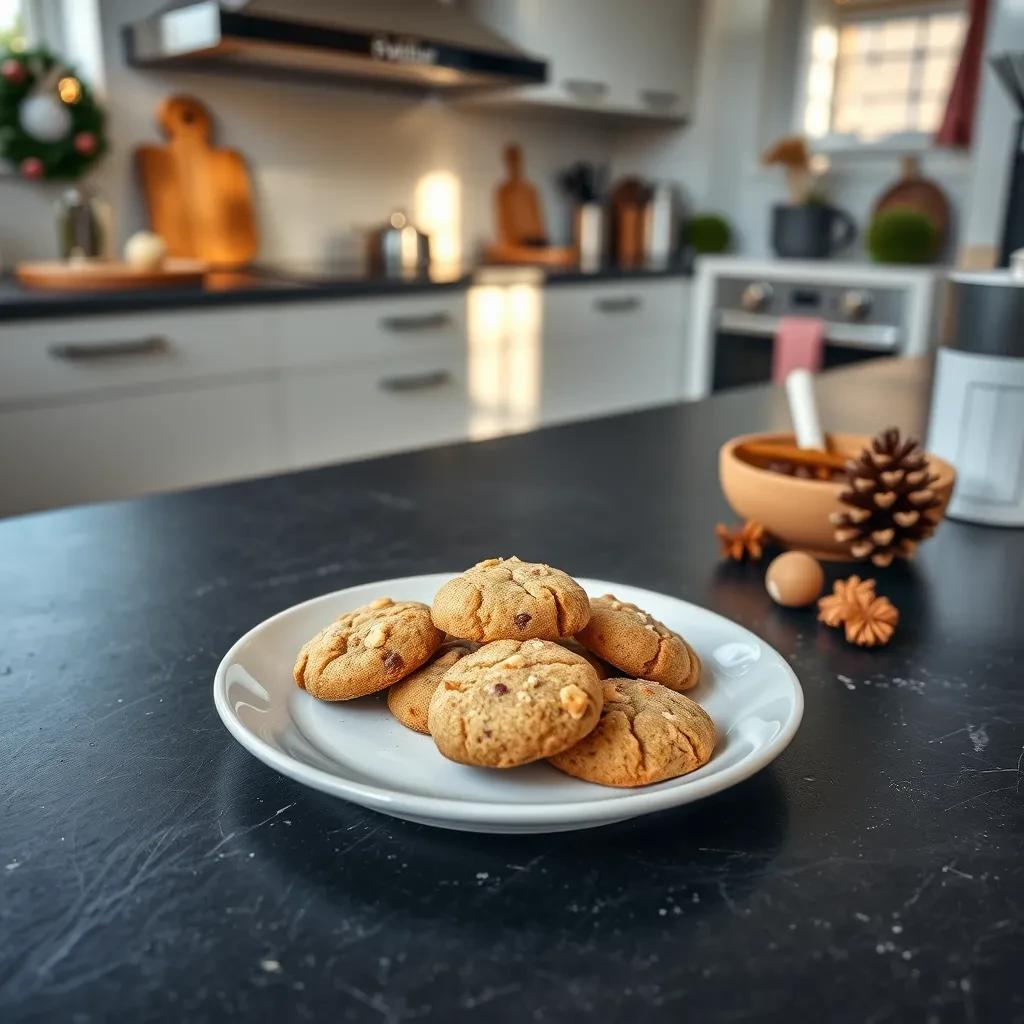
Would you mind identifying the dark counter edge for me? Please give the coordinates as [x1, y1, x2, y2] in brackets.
[0, 263, 693, 323]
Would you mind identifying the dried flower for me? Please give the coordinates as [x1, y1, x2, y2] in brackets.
[715, 519, 766, 561]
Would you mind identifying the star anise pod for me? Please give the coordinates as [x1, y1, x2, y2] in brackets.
[715, 519, 766, 561]
[817, 575, 898, 647]
[816, 575, 877, 627]
[842, 593, 899, 647]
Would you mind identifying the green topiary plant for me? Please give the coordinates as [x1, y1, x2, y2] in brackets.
[684, 213, 732, 254]
[867, 210, 938, 264]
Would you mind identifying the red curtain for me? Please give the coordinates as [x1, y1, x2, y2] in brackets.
[935, 0, 991, 148]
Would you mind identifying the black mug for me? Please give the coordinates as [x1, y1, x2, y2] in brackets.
[771, 203, 856, 258]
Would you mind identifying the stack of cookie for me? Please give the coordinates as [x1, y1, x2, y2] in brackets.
[293, 557, 715, 788]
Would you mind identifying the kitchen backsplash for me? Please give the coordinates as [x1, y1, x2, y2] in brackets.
[0, 0, 616, 267]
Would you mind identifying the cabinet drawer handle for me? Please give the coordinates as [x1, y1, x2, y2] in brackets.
[595, 296, 642, 314]
[378, 369, 452, 393]
[641, 89, 680, 109]
[380, 312, 452, 332]
[563, 78, 608, 99]
[47, 335, 170, 361]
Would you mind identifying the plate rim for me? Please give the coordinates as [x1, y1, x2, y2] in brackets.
[213, 573, 805, 826]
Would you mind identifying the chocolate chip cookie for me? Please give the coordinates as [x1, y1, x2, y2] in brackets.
[428, 638, 601, 768]
[431, 556, 590, 643]
[574, 594, 701, 691]
[386, 642, 475, 735]
[294, 598, 443, 701]
[548, 678, 715, 787]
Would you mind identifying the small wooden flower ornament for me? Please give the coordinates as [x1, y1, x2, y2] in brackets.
[817, 575, 898, 647]
[715, 519, 766, 561]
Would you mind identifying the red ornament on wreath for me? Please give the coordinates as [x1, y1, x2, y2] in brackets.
[73, 130, 97, 156]
[1, 58, 26, 85]
[20, 156, 44, 180]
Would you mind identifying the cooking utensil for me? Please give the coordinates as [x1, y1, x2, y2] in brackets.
[365, 210, 431, 277]
[136, 95, 257, 268]
[495, 142, 547, 246]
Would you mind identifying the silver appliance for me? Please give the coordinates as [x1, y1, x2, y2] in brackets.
[690, 258, 940, 397]
[366, 211, 431, 277]
[124, 0, 547, 90]
[927, 261, 1024, 526]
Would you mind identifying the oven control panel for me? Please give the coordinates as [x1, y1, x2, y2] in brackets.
[728, 279, 899, 325]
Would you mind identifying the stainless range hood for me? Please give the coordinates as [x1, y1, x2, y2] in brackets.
[124, 0, 547, 90]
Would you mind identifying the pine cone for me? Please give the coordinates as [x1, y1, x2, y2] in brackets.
[830, 427, 942, 567]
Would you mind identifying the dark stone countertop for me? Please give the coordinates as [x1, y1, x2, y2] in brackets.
[1, 358, 1021, 1023]
[0, 261, 692, 323]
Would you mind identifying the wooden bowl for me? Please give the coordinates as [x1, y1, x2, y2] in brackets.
[719, 431, 956, 561]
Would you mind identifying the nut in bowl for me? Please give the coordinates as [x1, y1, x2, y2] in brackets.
[719, 431, 956, 562]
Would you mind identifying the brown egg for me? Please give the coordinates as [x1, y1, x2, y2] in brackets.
[765, 551, 824, 608]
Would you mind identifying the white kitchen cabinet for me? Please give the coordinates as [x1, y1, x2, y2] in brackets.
[467, 0, 698, 120]
[0, 308, 276, 406]
[0, 379, 280, 516]
[281, 346, 473, 469]
[537, 279, 688, 423]
[273, 293, 466, 369]
[0, 308, 281, 517]
[0, 278, 692, 516]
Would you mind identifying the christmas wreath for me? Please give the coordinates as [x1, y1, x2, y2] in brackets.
[0, 46, 107, 181]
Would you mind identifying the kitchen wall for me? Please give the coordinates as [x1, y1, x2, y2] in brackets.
[0, 0, 1013, 268]
[611, 0, 976, 260]
[0, 0, 617, 266]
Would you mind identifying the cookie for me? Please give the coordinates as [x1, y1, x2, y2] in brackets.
[575, 594, 701, 691]
[428, 639, 601, 768]
[548, 678, 715, 787]
[386, 642, 475, 734]
[557, 638, 612, 680]
[294, 598, 443, 701]
[432, 556, 590, 643]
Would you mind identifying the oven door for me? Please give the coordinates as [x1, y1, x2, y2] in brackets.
[712, 311, 900, 393]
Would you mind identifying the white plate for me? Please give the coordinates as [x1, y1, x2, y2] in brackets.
[213, 574, 803, 834]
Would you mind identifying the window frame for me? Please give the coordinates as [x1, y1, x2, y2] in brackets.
[795, 0, 967, 156]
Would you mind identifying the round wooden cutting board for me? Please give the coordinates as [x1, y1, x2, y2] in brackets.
[15, 259, 206, 292]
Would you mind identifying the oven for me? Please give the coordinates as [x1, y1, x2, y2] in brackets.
[689, 259, 942, 398]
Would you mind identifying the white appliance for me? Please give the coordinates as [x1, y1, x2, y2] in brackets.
[686, 257, 941, 399]
[927, 266, 1024, 527]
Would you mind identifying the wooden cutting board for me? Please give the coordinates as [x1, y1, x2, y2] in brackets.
[873, 155, 950, 245]
[136, 96, 257, 268]
[495, 143, 548, 246]
[16, 259, 206, 292]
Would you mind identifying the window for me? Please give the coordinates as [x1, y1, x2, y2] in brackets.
[803, 2, 967, 145]
[0, 0, 26, 51]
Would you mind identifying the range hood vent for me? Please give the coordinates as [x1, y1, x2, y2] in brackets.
[124, 0, 547, 90]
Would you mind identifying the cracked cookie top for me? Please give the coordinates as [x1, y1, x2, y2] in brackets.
[548, 678, 715, 787]
[294, 598, 444, 701]
[574, 595, 701, 691]
[430, 556, 590, 643]
[427, 638, 601, 768]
